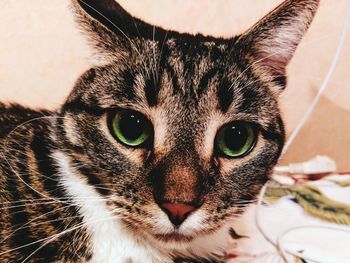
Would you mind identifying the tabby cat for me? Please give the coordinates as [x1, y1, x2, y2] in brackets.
[0, 0, 319, 262]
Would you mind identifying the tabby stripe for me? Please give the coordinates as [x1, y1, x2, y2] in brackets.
[197, 68, 218, 96]
[159, 45, 182, 95]
[273, 75, 287, 87]
[7, 153, 38, 258]
[121, 70, 137, 101]
[31, 135, 62, 199]
[63, 99, 104, 116]
[164, 63, 181, 95]
[76, 165, 110, 196]
[144, 77, 158, 107]
[30, 134, 68, 239]
[217, 78, 234, 113]
[237, 87, 261, 113]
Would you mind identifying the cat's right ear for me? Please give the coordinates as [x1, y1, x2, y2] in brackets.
[71, 0, 158, 59]
[236, 0, 320, 90]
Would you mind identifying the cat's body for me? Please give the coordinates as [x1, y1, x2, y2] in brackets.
[0, 104, 90, 262]
[0, 0, 319, 262]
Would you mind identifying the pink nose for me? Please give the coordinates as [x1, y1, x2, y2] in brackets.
[160, 202, 197, 226]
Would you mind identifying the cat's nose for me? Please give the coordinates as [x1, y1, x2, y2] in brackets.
[160, 202, 197, 226]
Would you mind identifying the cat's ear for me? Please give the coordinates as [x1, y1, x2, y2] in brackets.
[237, 0, 320, 89]
[71, 0, 161, 58]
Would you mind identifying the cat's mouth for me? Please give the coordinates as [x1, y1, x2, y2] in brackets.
[153, 232, 194, 243]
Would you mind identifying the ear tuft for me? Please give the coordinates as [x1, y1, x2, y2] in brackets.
[71, 0, 164, 59]
[238, 0, 320, 88]
[71, 0, 127, 58]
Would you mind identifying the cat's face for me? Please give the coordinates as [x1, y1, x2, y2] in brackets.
[56, 0, 318, 248]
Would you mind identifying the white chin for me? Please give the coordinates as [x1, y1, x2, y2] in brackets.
[149, 221, 231, 260]
[151, 209, 208, 235]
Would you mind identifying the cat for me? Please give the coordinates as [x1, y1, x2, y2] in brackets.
[0, 0, 319, 262]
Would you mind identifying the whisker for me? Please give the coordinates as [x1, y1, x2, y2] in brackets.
[1, 194, 112, 245]
[0, 196, 110, 207]
[1, 116, 69, 202]
[18, 207, 123, 262]
[1, 204, 78, 244]
[0, 211, 116, 258]
[0, 201, 66, 211]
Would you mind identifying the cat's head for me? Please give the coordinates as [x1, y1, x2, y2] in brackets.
[58, 0, 319, 249]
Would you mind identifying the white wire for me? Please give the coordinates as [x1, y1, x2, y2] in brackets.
[255, 184, 276, 247]
[255, 1, 350, 262]
[255, 182, 291, 263]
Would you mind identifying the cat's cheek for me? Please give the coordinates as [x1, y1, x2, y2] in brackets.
[217, 134, 266, 175]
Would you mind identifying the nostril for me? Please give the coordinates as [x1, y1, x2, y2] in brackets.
[160, 202, 197, 226]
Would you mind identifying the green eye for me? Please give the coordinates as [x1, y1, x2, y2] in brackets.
[216, 122, 256, 158]
[111, 110, 152, 147]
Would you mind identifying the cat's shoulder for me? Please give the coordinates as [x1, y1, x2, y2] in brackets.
[0, 102, 52, 139]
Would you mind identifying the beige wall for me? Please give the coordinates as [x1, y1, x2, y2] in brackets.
[0, 0, 349, 170]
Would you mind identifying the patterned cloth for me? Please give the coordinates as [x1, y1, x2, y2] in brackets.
[226, 174, 350, 263]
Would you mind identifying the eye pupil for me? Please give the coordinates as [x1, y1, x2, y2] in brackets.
[224, 125, 248, 152]
[119, 113, 146, 141]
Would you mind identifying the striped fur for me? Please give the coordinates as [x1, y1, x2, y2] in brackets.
[0, 0, 319, 262]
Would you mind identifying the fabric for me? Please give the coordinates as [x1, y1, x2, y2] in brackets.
[227, 174, 350, 263]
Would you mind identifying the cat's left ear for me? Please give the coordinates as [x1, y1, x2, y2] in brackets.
[237, 0, 320, 90]
[71, 0, 164, 59]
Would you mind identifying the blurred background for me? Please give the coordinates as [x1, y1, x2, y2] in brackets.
[0, 0, 349, 170]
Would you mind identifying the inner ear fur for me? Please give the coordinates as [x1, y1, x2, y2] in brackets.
[237, 0, 320, 89]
